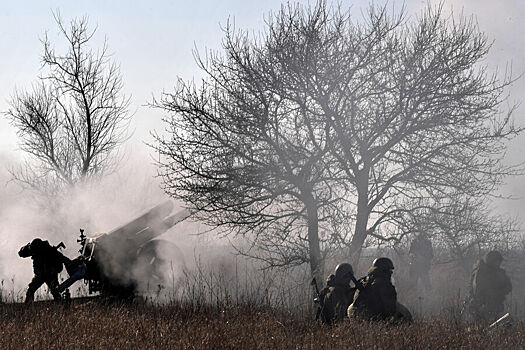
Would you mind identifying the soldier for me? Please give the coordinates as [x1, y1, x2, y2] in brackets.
[469, 250, 512, 321]
[348, 257, 412, 323]
[317, 263, 356, 325]
[18, 238, 68, 302]
[409, 232, 433, 290]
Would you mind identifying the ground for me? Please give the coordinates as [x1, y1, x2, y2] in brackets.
[0, 300, 524, 349]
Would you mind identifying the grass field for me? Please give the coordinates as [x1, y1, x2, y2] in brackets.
[0, 300, 524, 350]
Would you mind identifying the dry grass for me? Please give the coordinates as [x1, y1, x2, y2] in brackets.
[0, 300, 524, 350]
[3, 247, 525, 349]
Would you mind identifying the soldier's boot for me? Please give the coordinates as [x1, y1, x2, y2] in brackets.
[25, 288, 35, 303]
[50, 289, 61, 301]
[46, 279, 61, 301]
[25, 277, 43, 303]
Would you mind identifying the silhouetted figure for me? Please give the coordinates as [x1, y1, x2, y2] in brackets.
[18, 238, 67, 302]
[348, 257, 412, 323]
[469, 250, 512, 321]
[409, 233, 433, 290]
[317, 262, 356, 324]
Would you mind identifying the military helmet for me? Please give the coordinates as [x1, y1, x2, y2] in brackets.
[30, 238, 44, 247]
[484, 250, 503, 266]
[334, 262, 354, 279]
[372, 257, 394, 271]
[30, 238, 48, 253]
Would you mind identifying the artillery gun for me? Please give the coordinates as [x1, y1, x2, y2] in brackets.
[61, 200, 190, 298]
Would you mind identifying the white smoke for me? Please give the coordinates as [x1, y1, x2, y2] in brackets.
[0, 147, 199, 298]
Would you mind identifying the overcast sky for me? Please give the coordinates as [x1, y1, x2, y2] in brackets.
[1, 0, 524, 215]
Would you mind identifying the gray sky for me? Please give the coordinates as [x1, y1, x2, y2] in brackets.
[1, 0, 524, 215]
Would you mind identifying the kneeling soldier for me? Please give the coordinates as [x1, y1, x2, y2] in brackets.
[469, 250, 512, 321]
[348, 257, 412, 323]
[317, 263, 357, 324]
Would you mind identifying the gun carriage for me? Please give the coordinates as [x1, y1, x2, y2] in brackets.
[63, 200, 190, 298]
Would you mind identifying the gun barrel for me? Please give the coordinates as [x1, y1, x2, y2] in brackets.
[351, 276, 364, 291]
[133, 208, 192, 245]
[94, 203, 191, 252]
[489, 313, 511, 328]
[106, 200, 174, 240]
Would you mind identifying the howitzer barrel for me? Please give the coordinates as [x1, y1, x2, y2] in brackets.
[105, 200, 174, 241]
[133, 208, 192, 245]
[93, 201, 190, 255]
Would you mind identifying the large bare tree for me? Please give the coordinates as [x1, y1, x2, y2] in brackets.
[151, 14, 345, 279]
[297, 3, 523, 263]
[5, 14, 130, 195]
[153, 2, 522, 276]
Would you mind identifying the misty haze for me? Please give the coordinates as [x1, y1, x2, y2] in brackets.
[1, 1, 525, 349]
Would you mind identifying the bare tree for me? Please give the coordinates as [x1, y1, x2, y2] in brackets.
[5, 14, 130, 195]
[153, 1, 522, 275]
[300, 3, 523, 263]
[415, 194, 519, 268]
[151, 10, 346, 279]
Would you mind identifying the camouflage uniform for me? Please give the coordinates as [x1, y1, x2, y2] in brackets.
[469, 251, 512, 321]
[18, 238, 66, 302]
[409, 233, 433, 290]
[316, 263, 356, 324]
[348, 266, 397, 321]
[318, 274, 356, 324]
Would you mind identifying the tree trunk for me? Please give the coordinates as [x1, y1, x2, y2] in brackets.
[348, 169, 370, 270]
[304, 191, 323, 283]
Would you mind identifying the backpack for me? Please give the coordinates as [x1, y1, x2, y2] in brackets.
[34, 240, 65, 273]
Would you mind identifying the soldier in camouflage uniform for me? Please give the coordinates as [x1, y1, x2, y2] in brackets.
[469, 250, 512, 321]
[348, 257, 412, 323]
[409, 233, 433, 290]
[18, 238, 67, 302]
[317, 263, 356, 325]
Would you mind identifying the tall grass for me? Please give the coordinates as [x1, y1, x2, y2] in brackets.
[2, 252, 525, 349]
[1, 301, 524, 349]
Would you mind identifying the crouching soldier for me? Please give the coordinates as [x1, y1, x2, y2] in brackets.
[316, 263, 357, 325]
[18, 238, 69, 302]
[348, 257, 412, 323]
[469, 250, 512, 321]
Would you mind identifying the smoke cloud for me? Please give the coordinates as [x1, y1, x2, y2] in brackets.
[0, 146, 200, 298]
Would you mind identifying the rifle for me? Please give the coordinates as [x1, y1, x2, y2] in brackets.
[459, 295, 472, 318]
[489, 312, 512, 329]
[311, 277, 324, 321]
[351, 275, 364, 291]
